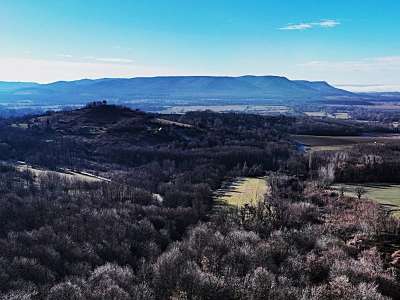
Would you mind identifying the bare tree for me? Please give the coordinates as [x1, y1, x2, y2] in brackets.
[355, 186, 367, 200]
[339, 185, 346, 198]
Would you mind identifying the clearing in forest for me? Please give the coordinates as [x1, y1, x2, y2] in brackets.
[332, 183, 400, 217]
[304, 112, 350, 120]
[293, 134, 400, 152]
[14, 163, 110, 183]
[215, 177, 269, 208]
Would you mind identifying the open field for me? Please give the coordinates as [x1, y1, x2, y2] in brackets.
[293, 134, 400, 152]
[331, 183, 400, 217]
[326, 103, 400, 110]
[215, 177, 269, 208]
[15, 163, 111, 183]
[304, 112, 350, 120]
[11, 123, 29, 129]
[159, 105, 291, 115]
[362, 104, 400, 110]
[304, 111, 327, 117]
[150, 118, 193, 128]
[333, 112, 350, 119]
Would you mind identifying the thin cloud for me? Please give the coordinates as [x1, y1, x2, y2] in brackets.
[57, 55, 134, 64]
[57, 54, 73, 58]
[0, 57, 166, 83]
[280, 23, 313, 30]
[300, 56, 400, 70]
[298, 56, 400, 92]
[336, 84, 400, 93]
[94, 57, 134, 64]
[318, 20, 340, 28]
[80, 56, 134, 64]
[280, 19, 340, 30]
[112, 45, 135, 52]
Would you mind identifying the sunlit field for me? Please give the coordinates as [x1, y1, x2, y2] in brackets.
[304, 112, 350, 119]
[293, 134, 400, 152]
[215, 177, 269, 208]
[332, 183, 400, 217]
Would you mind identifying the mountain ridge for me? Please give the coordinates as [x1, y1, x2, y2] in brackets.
[0, 81, 40, 93]
[0, 75, 359, 105]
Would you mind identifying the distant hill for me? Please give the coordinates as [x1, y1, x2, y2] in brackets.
[294, 80, 353, 96]
[362, 92, 400, 101]
[0, 76, 359, 105]
[0, 81, 40, 93]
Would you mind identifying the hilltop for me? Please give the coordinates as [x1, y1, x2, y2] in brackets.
[1, 104, 295, 172]
[0, 81, 40, 92]
[9, 103, 202, 148]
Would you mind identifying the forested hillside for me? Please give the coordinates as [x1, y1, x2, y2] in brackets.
[0, 104, 399, 299]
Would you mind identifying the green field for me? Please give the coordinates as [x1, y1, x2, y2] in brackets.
[332, 183, 400, 216]
[215, 177, 269, 208]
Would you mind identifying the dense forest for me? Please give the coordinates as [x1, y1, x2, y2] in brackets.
[0, 104, 399, 299]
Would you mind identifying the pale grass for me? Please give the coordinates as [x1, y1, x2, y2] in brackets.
[217, 177, 269, 208]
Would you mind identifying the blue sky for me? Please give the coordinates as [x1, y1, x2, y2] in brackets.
[1, 0, 400, 90]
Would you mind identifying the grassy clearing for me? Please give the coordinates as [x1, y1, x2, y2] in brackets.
[310, 145, 354, 152]
[294, 135, 361, 147]
[332, 183, 400, 217]
[11, 123, 29, 129]
[333, 112, 350, 120]
[151, 118, 193, 128]
[304, 112, 350, 120]
[293, 134, 400, 152]
[215, 177, 269, 208]
[304, 111, 327, 117]
[15, 163, 110, 183]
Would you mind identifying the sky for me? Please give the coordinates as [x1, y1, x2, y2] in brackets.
[1, 0, 400, 91]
